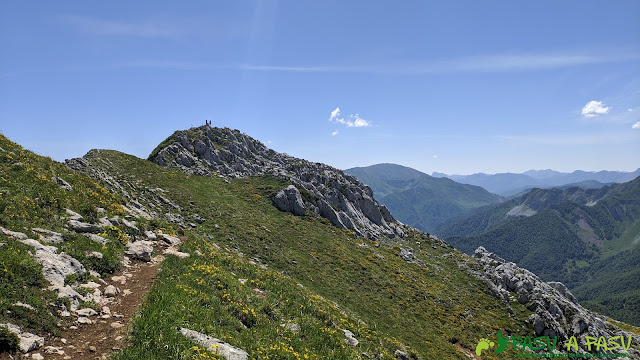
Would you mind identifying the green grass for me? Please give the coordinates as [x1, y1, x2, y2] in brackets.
[0, 134, 137, 350]
[77, 150, 534, 359]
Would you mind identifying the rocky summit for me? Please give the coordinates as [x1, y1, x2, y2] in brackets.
[147, 125, 402, 239]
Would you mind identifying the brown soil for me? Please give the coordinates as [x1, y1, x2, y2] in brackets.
[1, 253, 162, 360]
[50, 257, 159, 360]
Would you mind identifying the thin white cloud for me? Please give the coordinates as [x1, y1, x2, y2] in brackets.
[60, 15, 183, 38]
[240, 51, 640, 74]
[632, 122, 640, 129]
[581, 100, 611, 118]
[97, 49, 640, 74]
[331, 130, 339, 136]
[329, 108, 371, 128]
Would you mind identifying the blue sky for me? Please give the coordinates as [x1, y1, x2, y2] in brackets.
[1, 1, 639, 175]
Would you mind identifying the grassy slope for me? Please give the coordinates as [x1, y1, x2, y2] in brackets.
[0, 134, 130, 346]
[79, 150, 533, 359]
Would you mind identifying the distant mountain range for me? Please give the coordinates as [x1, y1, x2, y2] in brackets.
[444, 176, 640, 326]
[345, 164, 503, 233]
[433, 168, 640, 196]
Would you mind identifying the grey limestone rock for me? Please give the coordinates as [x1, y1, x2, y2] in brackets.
[280, 323, 301, 333]
[125, 240, 154, 261]
[394, 350, 409, 360]
[273, 185, 306, 216]
[343, 329, 359, 347]
[179, 327, 248, 360]
[67, 220, 103, 233]
[64, 209, 84, 221]
[32, 228, 64, 243]
[0, 226, 28, 240]
[0, 323, 45, 353]
[157, 233, 181, 245]
[52, 177, 72, 191]
[83, 233, 109, 245]
[104, 285, 118, 297]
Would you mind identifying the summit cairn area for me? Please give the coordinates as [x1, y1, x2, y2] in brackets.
[147, 126, 403, 239]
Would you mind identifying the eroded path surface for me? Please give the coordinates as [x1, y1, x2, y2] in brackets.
[2, 253, 163, 360]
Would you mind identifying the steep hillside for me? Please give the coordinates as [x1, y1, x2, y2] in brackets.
[345, 164, 503, 234]
[445, 177, 640, 326]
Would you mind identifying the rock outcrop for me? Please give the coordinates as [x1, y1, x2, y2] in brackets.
[147, 126, 401, 239]
[273, 185, 306, 216]
[468, 246, 640, 357]
[0, 323, 45, 353]
[179, 327, 248, 360]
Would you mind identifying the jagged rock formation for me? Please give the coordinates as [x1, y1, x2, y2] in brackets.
[147, 126, 403, 239]
[467, 247, 640, 356]
[273, 185, 306, 216]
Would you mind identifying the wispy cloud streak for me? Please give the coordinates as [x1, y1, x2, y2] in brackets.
[109, 51, 640, 74]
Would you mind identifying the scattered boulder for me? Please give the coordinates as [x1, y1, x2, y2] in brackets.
[121, 218, 139, 232]
[88, 251, 103, 259]
[0, 226, 28, 240]
[394, 350, 409, 360]
[104, 285, 118, 297]
[343, 329, 359, 347]
[75, 308, 97, 317]
[0, 323, 45, 353]
[164, 247, 190, 259]
[273, 185, 306, 216]
[43, 346, 64, 355]
[52, 177, 72, 191]
[31, 228, 64, 243]
[12, 302, 35, 310]
[398, 249, 414, 262]
[179, 328, 248, 360]
[157, 233, 181, 245]
[83, 233, 109, 245]
[18, 239, 86, 292]
[280, 323, 301, 333]
[110, 321, 124, 329]
[193, 214, 206, 224]
[67, 220, 103, 233]
[64, 209, 84, 221]
[144, 230, 157, 241]
[125, 240, 154, 261]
